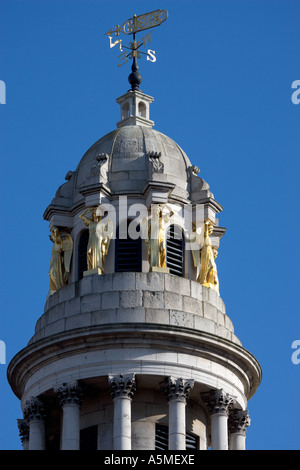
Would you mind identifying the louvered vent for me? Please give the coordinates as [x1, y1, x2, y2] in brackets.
[78, 230, 89, 280]
[166, 225, 184, 276]
[155, 424, 198, 450]
[155, 424, 169, 450]
[115, 221, 142, 272]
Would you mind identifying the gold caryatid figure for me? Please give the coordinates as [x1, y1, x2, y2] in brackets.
[79, 206, 113, 274]
[146, 204, 174, 270]
[199, 220, 219, 294]
[48, 227, 73, 294]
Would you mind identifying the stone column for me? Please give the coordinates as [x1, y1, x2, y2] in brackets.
[17, 419, 29, 450]
[202, 388, 236, 450]
[229, 409, 250, 450]
[108, 373, 136, 450]
[23, 397, 46, 450]
[165, 377, 195, 450]
[54, 381, 83, 450]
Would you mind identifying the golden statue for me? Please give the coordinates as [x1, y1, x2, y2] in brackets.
[79, 207, 112, 274]
[146, 204, 174, 270]
[49, 227, 73, 294]
[199, 220, 219, 294]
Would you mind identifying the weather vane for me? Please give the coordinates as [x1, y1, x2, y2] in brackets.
[105, 9, 168, 90]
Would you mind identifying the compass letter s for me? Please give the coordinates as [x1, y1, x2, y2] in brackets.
[147, 50, 156, 62]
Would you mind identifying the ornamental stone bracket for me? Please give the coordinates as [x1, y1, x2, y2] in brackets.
[147, 151, 164, 174]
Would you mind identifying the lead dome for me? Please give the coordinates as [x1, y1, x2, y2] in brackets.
[45, 90, 213, 216]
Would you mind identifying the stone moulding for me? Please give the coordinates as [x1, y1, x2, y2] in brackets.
[7, 321, 262, 406]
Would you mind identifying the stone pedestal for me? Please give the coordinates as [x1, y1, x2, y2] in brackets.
[150, 266, 170, 273]
[83, 268, 102, 276]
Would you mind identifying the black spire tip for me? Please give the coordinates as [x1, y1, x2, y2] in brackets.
[128, 56, 142, 91]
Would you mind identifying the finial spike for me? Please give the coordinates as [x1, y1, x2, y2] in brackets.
[128, 56, 142, 91]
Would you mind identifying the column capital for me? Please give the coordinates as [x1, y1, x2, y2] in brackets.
[201, 388, 236, 416]
[165, 377, 195, 404]
[23, 397, 46, 423]
[108, 373, 136, 400]
[229, 409, 250, 435]
[17, 418, 29, 444]
[54, 380, 83, 407]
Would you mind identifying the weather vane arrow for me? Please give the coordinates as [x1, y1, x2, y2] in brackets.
[105, 9, 168, 90]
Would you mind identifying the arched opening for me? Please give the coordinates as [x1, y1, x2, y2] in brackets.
[115, 220, 142, 272]
[138, 101, 146, 118]
[166, 225, 185, 277]
[78, 229, 89, 280]
[122, 102, 130, 120]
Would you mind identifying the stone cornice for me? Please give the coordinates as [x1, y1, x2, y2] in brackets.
[7, 322, 262, 404]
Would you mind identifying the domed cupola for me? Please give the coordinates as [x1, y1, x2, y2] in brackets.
[44, 84, 216, 219]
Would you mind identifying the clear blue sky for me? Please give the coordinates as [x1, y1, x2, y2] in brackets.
[0, 0, 299, 450]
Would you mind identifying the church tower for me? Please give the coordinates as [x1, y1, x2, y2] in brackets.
[7, 11, 261, 451]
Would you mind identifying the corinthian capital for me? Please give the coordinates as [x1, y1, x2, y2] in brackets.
[17, 419, 29, 443]
[229, 409, 250, 435]
[54, 380, 83, 407]
[201, 388, 236, 416]
[165, 377, 195, 403]
[108, 373, 136, 399]
[23, 397, 46, 423]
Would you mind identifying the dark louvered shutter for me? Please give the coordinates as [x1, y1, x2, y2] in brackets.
[155, 424, 198, 450]
[166, 225, 184, 276]
[115, 221, 142, 272]
[78, 229, 89, 279]
[155, 424, 169, 450]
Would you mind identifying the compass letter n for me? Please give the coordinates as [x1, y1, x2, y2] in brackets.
[108, 36, 123, 51]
